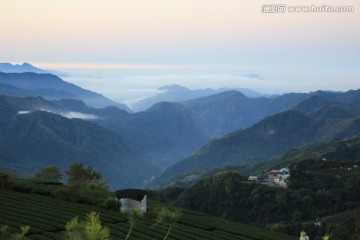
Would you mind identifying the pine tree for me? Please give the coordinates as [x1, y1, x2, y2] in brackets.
[156, 208, 182, 240]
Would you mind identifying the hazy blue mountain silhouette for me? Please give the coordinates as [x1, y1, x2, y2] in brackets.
[0, 96, 156, 189]
[132, 84, 267, 112]
[0, 72, 131, 111]
[0, 62, 48, 74]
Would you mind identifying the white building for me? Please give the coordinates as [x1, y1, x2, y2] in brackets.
[115, 189, 147, 213]
[248, 176, 258, 181]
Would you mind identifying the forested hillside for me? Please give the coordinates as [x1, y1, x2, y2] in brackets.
[151, 89, 360, 188]
[152, 160, 360, 239]
[0, 96, 157, 189]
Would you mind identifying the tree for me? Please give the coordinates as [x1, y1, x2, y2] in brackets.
[83, 212, 110, 240]
[0, 225, 30, 240]
[66, 212, 110, 240]
[330, 224, 350, 240]
[156, 208, 182, 240]
[102, 197, 120, 210]
[87, 178, 109, 191]
[125, 208, 142, 240]
[65, 216, 83, 240]
[66, 163, 101, 184]
[31, 165, 63, 183]
[0, 171, 14, 189]
[353, 210, 360, 240]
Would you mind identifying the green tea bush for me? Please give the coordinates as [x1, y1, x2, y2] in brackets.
[53, 183, 85, 203]
[0, 188, 297, 240]
[102, 197, 119, 211]
[31, 188, 52, 196]
[145, 209, 159, 220]
[53, 187, 69, 201]
[12, 184, 32, 193]
[67, 182, 85, 203]
[27, 234, 52, 240]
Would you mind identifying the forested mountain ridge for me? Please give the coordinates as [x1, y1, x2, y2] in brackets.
[152, 158, 360, 238]
[94, 101, 209, 165]
[0, 96, 208, 184]
[0, 96, 158, 189]
[150, 89, 360, 188]
[180, 89, 360, 138]
[181, 91, 309, 138]
[153, 137, 360, 189]
[150, 137, 360, 238]
[1, 73, 359, 192]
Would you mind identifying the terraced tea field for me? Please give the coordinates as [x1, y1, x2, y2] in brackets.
[0, 189, 296, 240]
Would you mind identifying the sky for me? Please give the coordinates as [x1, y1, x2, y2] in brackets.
[1, 0, 359, 105]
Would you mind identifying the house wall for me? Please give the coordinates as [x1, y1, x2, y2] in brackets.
[248, 176, 258, 181]
[120, 196, 147, 213]
[141, 195, 147, 213]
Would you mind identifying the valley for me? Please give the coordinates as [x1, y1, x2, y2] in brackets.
[0, 64, 359, 239]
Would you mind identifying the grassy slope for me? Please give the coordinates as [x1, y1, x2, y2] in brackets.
[0, 189, 296, 240]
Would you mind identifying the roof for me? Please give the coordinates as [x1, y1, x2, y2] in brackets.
[115, 189, 147, 201]
[269, 170, 278, 175]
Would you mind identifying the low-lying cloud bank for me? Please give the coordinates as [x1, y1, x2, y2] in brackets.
[18, 109, 98, 120]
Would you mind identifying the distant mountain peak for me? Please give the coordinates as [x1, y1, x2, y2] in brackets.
[0, 62, 48, 74]
[132, 84, 268, 112]
[158, 84, 191, 91]
[219, 90, 247, 97]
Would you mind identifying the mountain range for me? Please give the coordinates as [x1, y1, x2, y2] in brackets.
[182, 90, 309, 138]
[0, 96, 157, 189]
[0, 71, 130, 111]
[2, 62, 359, 239]
[0, 62, 49, 74]
[1, 63, 360, 191]
[92, 102, 209, 166]
[0, 95, 209, 181]
[0, 62, 69, 77]
[21, 96, 210, 166]
[149, 90, 360, 187]
[131, 84, 268, 112]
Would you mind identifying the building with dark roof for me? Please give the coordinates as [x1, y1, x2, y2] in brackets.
[115, 189, 147, 213]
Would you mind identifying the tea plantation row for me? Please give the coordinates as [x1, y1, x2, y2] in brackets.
[0, 189, 296, 239]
